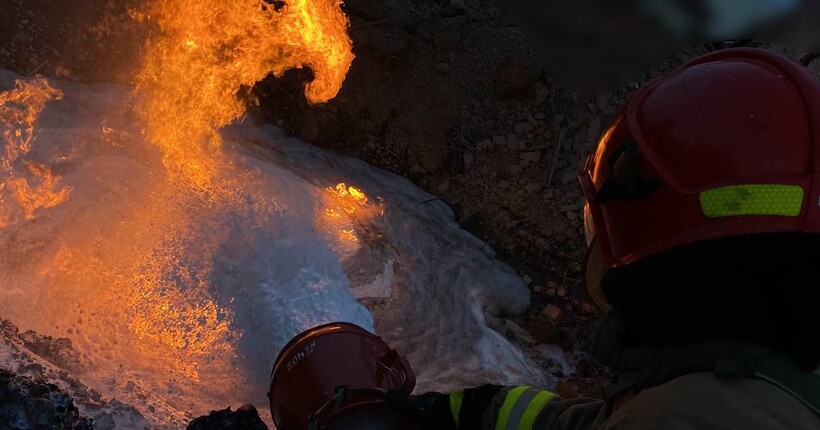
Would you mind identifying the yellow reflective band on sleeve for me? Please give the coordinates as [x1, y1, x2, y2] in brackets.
[517, 390, 556, 430]
[494, 387, 558, 430]
[495, 386, 529, 430]
[449, 389, 464, 428]
[699, 184, 804, 218]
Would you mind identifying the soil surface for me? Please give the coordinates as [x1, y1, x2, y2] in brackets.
[1, 0, 819, 426]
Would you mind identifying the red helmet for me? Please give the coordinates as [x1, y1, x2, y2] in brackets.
[269, 322, 415, 430]
[581, 48, 820, 309]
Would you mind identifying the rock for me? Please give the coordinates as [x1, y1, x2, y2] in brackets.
[520, 151, 541, 163]
[435, 63, 451, 74]
[0, 368, 92, 430]
[507, 134, 526, 151]
[535, 83, 550, 104]
[557, 286, 567, 297]
[484, 312, 501, 329]
[599, 96, 617, 116]
[24, 397, 55, 427]
[297, 110, 321, 143]
[545, 288, 557, 297]
[524, 183, 543, 193]
[437, 179, 450, 193]
[495, 62, 536, 97]
[543, 304, 563, 321]
[585, 117, 602, 144]
[463, 153, 475, 168]
[15, 328, 84, 373]
[546, 281, 559, 289]
[580, 302, 598, 315]
[27, 382, 48, 396]
[807, 56, 820, 79]
[556, 379, 580, 399]
[187, 405, 268, 430]
[476, 140, 493, 151]
[557, 167, 577, 185]
[416, 26, 432, 42]
[94, 413, 116, 430]
[502, 319, 536, 346]
[514, 122, 534, 134]
[492, 135, 507, 146]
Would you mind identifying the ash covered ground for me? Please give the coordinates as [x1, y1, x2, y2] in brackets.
[1, 0, 820, 429]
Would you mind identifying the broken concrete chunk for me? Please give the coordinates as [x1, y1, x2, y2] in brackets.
[543, 304, 563, 321]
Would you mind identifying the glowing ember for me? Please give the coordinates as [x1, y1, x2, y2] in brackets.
[336, 183, 369, 205]
[0, 78, 72, 226]
[315, 182, 381, 249]
[134, 0, 355, 188]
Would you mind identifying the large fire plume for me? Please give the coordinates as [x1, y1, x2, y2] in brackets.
[133, 0, 355, 188]
[0, 0, 359, 422]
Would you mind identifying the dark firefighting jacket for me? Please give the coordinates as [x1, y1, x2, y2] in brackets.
[444, 343, 820, 430]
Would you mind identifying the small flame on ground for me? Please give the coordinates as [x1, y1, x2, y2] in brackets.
[318, 182, 382, 246]
[0, 78, 72, 226]
[134, 0, 355, 188]
[334, 183, 369, 210]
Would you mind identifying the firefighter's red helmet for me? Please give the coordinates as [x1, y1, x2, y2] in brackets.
[269, 322, 415, 430]
[581, 48, 820, 309]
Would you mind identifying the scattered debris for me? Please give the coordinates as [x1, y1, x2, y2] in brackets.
[187, 405, 268, 430]
[542, 304, 564, 321]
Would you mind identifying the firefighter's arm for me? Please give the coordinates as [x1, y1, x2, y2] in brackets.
[466, 385, 609, 430]
[389, 384, 608, 430]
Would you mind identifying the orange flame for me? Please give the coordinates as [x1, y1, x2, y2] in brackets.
[316, 182, 382, 247]
[6, 162, 73, 220]
[134, 0, 355, 188]
[0, 78, 72, 226]
[334, 182, 368, 210]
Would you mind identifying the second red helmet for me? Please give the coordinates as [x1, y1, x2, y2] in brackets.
[580, 48, 820, 308]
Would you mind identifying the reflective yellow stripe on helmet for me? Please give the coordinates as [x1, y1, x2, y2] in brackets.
[495, 386, 557, 430]
[449, 389, 464, 428]
[699, 184, 804, 218]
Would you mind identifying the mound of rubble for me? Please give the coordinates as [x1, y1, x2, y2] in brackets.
[0, 369, 92, 430]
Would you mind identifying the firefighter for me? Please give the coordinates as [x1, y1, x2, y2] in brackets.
[387, 47, 820, 430]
